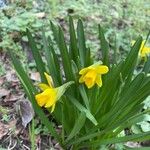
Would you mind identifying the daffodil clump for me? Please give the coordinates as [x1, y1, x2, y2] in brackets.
[10, 17, 150, 149]
[35, 64, 109, 110]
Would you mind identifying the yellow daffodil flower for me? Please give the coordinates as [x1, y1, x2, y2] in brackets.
[35, 72, 73, 112]
[132, 40, 150, 60]
[79, 63, 109, 88]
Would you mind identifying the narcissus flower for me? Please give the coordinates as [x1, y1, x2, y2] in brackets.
[35, 72, 73, 112]
[79, 63, 109, 88]
[132, 40, 150, 59]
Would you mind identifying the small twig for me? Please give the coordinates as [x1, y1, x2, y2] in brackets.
[8, 135, 17, 150]
[23, 144, 30, 150]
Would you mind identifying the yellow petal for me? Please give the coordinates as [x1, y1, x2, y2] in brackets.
[96, 75, 102, 87]
[79, 67, 90, 75]
[35, 88, 57, 108]
[79, 75, 84, 83]
[44, 72, 53, 88]
[35, 93, 48, 107]
[44, 89, 57, 108]
[84, 70, 97, 88]
[38, 83, 50, 91]
[85, 78, 95, 88]
[141, 41, 146, 48]
[95, 65, 109, 74]
[140, 47, 150, 58]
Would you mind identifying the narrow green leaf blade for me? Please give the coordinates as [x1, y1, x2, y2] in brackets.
[67, 95, 98, 125]
[79, 85, 90, 109]
[98, 25, 109, 66]
[121, 36, 142, 80]
[66, 112, 86, 142]
[69, 16, 79, 64]
[77, 19, 86, 67]
[58, 27, 74, 81]
[9, 51, 62, 145]
[26, 29, 46, 82]
[81, 131, 150, 147]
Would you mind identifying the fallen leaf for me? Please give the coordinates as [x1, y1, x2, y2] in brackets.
[125, 142, 141, 148]
[15, 99, 34, 127]
[0, 122, 8, 140]
[0, 88, 10, 98]
[30, 72, 41, 81]
[0, 77, 4, 86]
[4, 93, 24, 102]
[0, 120, 16, 140]
[5, 70, 19, 82]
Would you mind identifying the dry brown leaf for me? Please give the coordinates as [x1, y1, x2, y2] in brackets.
[0, 77, 4, 86]
[5, 70, 19, 82]
[0, 122, 8, 140]
[4, 93, 24, 102]
[0, 120, 16, 140]
[0, 88, 10, 98]
[30, 72, 41, 81]
[15, 99, 34, 127]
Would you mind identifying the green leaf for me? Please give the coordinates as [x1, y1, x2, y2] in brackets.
[50, 21, 59, 44]
[41, 28, 59, 85]
[77, 19, 86, 67]
[79, 85, 90, 109]
[69, 16, 79, 64]
[98, 25, 109, 66]
[94, 62, 123, 116]
[65, 112, 86, 142]
[26, 29, 47, 83]
[99, 73, 146, 127]
[80, 131, 150, 147]
[57, 81, 74, 100]
[9, 51, 62, 146]
[85, 47, 93, 67]
[121, 36, 142, 80]
[58, 26, 74, 81]
[67, 95, 98, 126]
[48, 36, 63, 85]
[143, 56, 150, 74]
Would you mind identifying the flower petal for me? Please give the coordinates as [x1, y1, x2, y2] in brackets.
[96, 75, 102, 87]
[140, 47, 150, 58]
[95, 65, 109, 74]
[38, 83, 50, 91]
[79, 67, 90, 75]
[35, 93, 48, 107]
[44, 72, 53, 88]
[79, 75, 84, 83]
[85, 78, 95, 88]
[44, 89, 57, 108]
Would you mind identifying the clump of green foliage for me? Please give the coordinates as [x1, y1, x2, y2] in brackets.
[9, 17, 150, 149]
